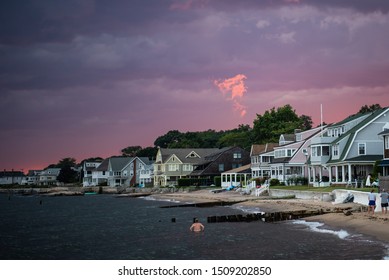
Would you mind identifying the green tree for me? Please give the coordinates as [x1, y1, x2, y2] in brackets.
[57, 165, 79, 184]
[56, 157, 77, 168]
[358, 104, 382, 114]
[217, 124, 252, 149]
[252, 104, 310, 143]
[154, 130, 183, 148]
[121, 146, 142, 156]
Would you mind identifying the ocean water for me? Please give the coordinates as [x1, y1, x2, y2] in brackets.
[0, 194, 388, 260]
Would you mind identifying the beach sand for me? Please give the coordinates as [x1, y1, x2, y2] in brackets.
[151, 189, 389, 243]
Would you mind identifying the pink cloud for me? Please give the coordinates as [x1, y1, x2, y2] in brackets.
[214, 74, 248, 117]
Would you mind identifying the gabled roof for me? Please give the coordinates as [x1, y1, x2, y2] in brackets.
[159, 148, 226, 164]
[95, 158, 109, 171]
[108, 157, 134, 171]
[250, 143, 278, 156]
[137, 157, 154, 165]
[333, 108, 389, 160]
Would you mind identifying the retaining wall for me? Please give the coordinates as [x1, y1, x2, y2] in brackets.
[269, 188, 383, 213]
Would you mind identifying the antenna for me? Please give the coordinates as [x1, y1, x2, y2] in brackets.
[320, 104, 323, 136]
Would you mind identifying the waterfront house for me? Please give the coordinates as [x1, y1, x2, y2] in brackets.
[0, 170, 25, 185]
[153, 148, 224, 187]
[250, 143, 278, 179]
[310, 107, 389, 186]
[190, 146, 251, 185]
[107, 157, 154, 187]
[21, 170, 42, 185]
[39, 168, 61, 186]
[269, 127, 325, 184]
[82, 160, 103, 187]
[91, 158, 109, 186]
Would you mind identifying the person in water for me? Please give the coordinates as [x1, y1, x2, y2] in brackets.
[190, 218, 204, 232]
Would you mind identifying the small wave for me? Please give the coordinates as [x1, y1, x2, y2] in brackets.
[230, 204, 263, 214]
[292, 220, 350, 239]
[141, 196, 181, 203]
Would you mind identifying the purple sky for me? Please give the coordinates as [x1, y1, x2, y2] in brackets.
[1, 0, 389, 172]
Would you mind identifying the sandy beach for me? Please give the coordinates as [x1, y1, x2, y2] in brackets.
[151, 189, 389, 243]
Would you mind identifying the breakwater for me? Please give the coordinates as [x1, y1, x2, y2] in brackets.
[160, 199, 365, 223]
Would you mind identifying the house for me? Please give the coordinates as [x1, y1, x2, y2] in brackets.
[0, 170, 25, 185]
[250, 143, 278, 179]
[311, 107, 389, 186]
[190, 146, 251, 185]
[107, 157, 154, 187]
[39, 168, 61, 186]
[269, 126, 325, 184]
[82, 160, 103, 187]
[91, 158, 110, 186]
[153, 148, 225, 187]
[137, 157, 154, 187]
[21, 170, 42, 185]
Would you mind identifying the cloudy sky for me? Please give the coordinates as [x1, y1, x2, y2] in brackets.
[1, 0, 389, 171]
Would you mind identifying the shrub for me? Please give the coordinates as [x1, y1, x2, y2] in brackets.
[214, 176, 221, 187]
[269, 178, 280, 186]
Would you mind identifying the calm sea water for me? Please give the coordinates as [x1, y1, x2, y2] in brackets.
[0, 194, 388, 260]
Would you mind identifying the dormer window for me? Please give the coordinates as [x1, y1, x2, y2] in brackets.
[186, 151, 200, 158]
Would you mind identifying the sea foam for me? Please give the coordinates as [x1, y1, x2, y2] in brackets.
[292, 220, 350, 239]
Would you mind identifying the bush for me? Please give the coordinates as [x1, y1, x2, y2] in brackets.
[269, 178, 280, 186]
[214, 176, 221, 187]
[177, 178, 207, 187]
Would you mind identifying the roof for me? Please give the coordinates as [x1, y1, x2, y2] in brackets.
[333, 108, 388, 144]
[222, 164, 251, 174]
[109, 157, 134, 171]
[95, 158, 110, 171]
[379, 159, 389, 166]
[0, 171, 25, 177]
[159, 148, 227, 164]
[333, 108, 389, 161]
[378, 129, 389, 136]
[250, 143, 278, 156]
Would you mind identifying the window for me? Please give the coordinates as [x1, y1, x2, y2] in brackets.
[233, 153, 242, 159]
[183, 164, 192, 172]
[218, 164, 224, 172]
[358, 143, 366, 155]
[385, 136, 389, 149]
[333, 144, 339, 157]
[168, 164, 179, 171]
[322, 146, 330, 156]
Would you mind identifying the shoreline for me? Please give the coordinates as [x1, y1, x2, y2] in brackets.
[150, 189, 389, 244]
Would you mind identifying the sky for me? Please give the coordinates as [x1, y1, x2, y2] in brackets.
[1, 0, 389, 172]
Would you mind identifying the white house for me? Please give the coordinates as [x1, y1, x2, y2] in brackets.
[82, 160, 104, 187]
[39, 168, 61, 186]
[107, 157, 154, 187]
[21, 170, 42, 185]
[0, 170, 25, 185]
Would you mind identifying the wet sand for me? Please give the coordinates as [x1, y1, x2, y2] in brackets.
[151, 189, 389, 243]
